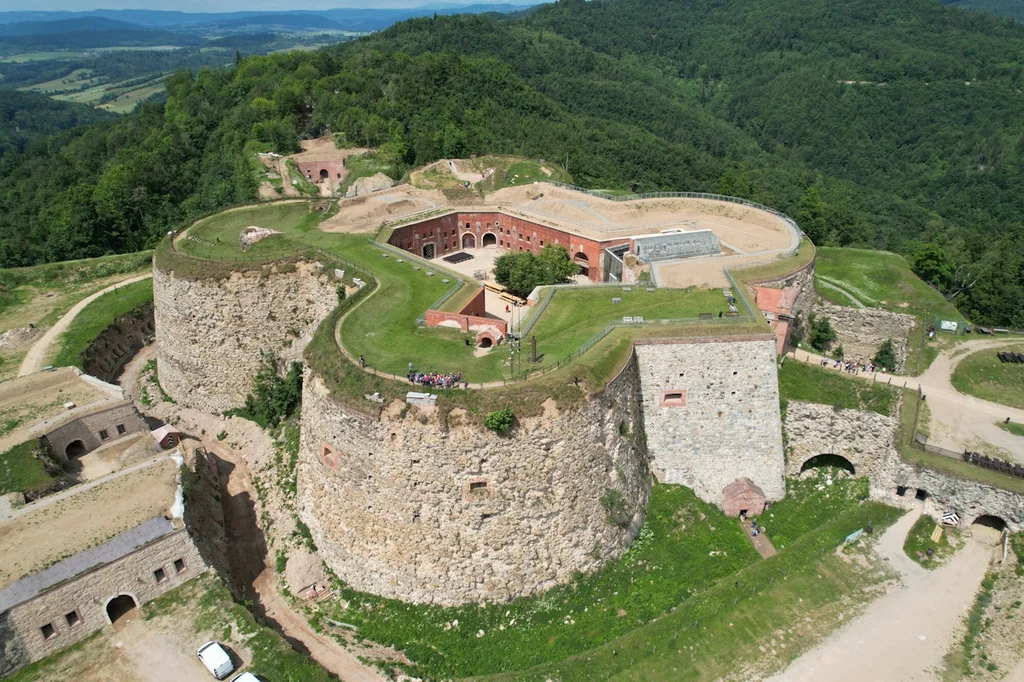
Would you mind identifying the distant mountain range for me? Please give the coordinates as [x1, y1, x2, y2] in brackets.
[0, 4, 549, 35]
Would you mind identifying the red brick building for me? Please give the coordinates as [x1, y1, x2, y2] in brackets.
[386, 211, 631, 282]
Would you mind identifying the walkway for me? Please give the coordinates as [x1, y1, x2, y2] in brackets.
[19, 273, 153, 377]
[766, 504, 997, 682]
[787, 338, 1024, 460]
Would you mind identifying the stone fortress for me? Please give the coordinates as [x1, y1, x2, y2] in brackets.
[151, 162, 1024, 609]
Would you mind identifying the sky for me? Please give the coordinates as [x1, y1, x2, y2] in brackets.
[2, 0, 548, 13]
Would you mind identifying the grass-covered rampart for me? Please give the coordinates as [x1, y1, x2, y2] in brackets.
[51, 277, 153, 370]
[317, 477, 893, 681]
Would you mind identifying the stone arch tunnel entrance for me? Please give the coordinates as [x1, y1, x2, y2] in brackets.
[105, 594, 138, 624]
[482, 233, 497, 247]
[799, 453, 855, 476]
[972, 515, 1007, 532]
[319, 169, 329, 180]
[574, 252, 590, 277]
[462, 233, 476, 249]
[65, 440, 87, 459]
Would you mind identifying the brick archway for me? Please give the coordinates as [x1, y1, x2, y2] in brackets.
[462, 233, 476, 249]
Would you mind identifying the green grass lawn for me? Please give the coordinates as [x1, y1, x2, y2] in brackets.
[815, 248, 966, 375]
[950, 345, 1024, 410]
[338, 152, 399, 195]
[762, 469, 870, 550]
[903, 513, 957, 570]
[997, 420, 1024, 438]
[323, 485, 761, 680]
[285, 159, 319, 196]
[778, 360, 897, 415]
[180, 202, 321, 260]
[0, 439, 57, 496]
[474, 501, 900, 682]
[50, 278, 153, 369]
[525, 286, 730, 366]
[312, 479, 895, 681]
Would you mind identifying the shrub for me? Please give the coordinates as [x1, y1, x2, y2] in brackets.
[234, 350, 303, 429]
[874, 338, 898, 371]
[600, 488, 630, 527]
[484, 407, 515, 433]
[336, 285, 346, 302]
[808, 314, 837, 352]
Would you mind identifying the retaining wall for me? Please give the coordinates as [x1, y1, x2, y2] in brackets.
[153, 261, 335, 413]
[297, 353, 651, 606]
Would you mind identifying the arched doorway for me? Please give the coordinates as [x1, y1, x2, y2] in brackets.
[462, 233, 476, 249]
[479, 337, 493, 349]
[422, 243, 436, 259]
[105, 594, 138, 624]
[574, 252, 590, 277]
[482, 233, 497, 247]
[65, 440, 87, 458]
[972, 515, 1007, 531]
[799, 454, 855, 476]
[319, 169, 329, 180]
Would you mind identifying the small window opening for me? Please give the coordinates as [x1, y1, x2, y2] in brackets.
[41, 623, 56, 640]
[173, 558, 185, 573]
[470, 481, 488, 491]
[116, 423, 126, 435]
[154, 568, 166, 583]
[65, 611, 81, 628]
[99, 429, 109, 440]
[664, 392, 683, 401]
[412, 511, 421, 522]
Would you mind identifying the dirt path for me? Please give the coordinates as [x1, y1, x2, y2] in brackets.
[787, 340, 1024, 460]
[110, 614, 212, 682]
[212, 440, 386, 682]
[766, 504, 996, 682]
[18, 272, 152, 377]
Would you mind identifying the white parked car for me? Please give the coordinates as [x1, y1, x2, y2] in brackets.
[197, 641, 235, 679]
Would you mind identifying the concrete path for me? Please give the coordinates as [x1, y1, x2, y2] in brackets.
[18, 273, 153, 377]
[766, 504, 996, 682]
[787, 338, 1024, 460]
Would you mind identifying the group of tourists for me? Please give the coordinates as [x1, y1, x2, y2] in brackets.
[819, 356, 883, 375]
[408, 370, 465, 389]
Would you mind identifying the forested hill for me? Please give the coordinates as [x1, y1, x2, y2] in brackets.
[1, 0, 1024, 326]
[0, 90, 115, 156]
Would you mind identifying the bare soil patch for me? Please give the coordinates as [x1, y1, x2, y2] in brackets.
[0, 457, 177, 587]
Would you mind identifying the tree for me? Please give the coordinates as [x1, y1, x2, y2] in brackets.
[493, 245, 579, 298]
[808, 314, 837, 352]
[873, 339, 897, 372]
[238, 351, 303, 428]
[910, 242, 954, 291]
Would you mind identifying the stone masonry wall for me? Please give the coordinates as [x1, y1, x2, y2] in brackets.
[815, 303, 915, 372]
[784, 398, 1024, 532]
[297, 353, 651, 606]
[82, 301, 155, 383]
[634, 337, 785, 504]
[154, 262, 335, 413]
[0, 529, 205, 677]
[783, 401, 898, 485]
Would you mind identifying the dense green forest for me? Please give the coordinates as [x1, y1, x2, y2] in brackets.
[946, 0, 1024, 21]
[0, 90, 114, 155]
[1, 0, 1023, 326]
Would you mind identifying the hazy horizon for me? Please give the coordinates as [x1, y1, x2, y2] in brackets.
[0, 0, 548, 14]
